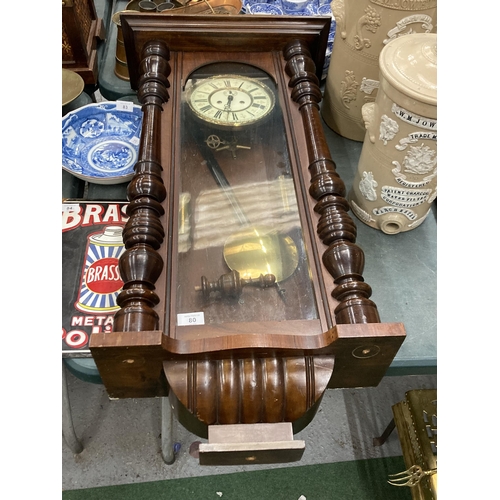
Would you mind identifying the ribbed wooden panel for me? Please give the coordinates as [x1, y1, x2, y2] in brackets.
[165, 355, 334, 425]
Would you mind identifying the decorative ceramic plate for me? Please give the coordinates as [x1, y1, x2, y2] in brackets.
[317, 3, 332, 16]
[62, 102, 143, 185]
[280, 0, 308, 13]
[247, 3, 283, 14]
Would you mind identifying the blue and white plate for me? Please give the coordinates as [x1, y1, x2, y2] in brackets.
[247, 3, 283, 14]
[62, 102, 143, 185]
[280, 0, 308, 13]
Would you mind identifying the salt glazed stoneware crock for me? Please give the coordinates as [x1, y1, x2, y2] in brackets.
[348, 32, 437, 234]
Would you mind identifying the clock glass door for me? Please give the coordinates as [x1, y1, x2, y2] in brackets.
[175, 61, 319, 330]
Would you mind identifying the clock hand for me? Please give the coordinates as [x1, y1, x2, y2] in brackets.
[205, 134, 251, 158]
[224, 93, 234, 112]
[226, 143, 251, 159]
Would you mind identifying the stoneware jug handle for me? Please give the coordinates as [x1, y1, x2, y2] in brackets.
[330, 0, 346, 39]
[361, 102, 376, 143]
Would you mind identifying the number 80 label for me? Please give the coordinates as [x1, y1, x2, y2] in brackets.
[177, 312, 205, 326]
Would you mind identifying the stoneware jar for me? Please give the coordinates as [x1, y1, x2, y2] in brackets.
[321, 0, 437, 141]
[348, 32, 437, 235]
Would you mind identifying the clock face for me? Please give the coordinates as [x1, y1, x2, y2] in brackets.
[186, 74, 275, 128]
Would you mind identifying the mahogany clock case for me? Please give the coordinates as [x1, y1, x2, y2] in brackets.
[89, 14, 405, 436]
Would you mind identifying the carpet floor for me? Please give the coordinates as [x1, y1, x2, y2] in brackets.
[62, 455, 412, 499]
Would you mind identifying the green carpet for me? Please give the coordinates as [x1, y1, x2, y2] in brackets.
[62, 456, 412, 499]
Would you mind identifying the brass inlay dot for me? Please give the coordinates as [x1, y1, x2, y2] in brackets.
[352, 345, 381, 359]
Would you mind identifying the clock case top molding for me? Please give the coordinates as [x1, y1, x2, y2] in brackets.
[89, 14, 405, 436]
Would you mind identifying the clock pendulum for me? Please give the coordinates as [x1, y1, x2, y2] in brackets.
[185, 73, 299, 301]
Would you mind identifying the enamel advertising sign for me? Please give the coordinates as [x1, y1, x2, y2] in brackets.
[62, 202, 128, 355]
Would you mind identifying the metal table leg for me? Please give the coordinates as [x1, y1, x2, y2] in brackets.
[161, 396, 175, 464]
[373, 417, 396, 446]
[62, 361, 84, 454]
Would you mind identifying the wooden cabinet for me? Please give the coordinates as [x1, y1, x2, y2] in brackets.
[62, 0, 106, 84]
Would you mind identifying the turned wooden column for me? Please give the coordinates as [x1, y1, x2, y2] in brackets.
[284, 40, 380, 325]
[113, 41, 171, 332]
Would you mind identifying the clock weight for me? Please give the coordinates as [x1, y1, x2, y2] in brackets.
[195, 269, 276, 300]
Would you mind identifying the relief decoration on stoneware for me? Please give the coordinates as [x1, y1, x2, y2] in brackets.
[331, 0, 346, 40]
[380, 185, 432, 208]
[354, 5, 382, 50]
[383, 14, 434, 45]
[379, 114, 399, 145]
[369, 0, 437, 11]
[350, 200, 375, 223]
[341, 70, 360, 109]
[361, 102, 376, 143]
[391, 104, 437, 130]
[373, 205, 418, 221]
[396, 131, 437, 151]
[370, 206, 431, 226]
[359, 171, 379, 201]
[360, 78, 380, 95]
[392, 159, 436, 188]
[392, 143, 437, 176]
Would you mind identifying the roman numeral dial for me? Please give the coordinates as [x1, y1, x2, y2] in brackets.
[187, 74, 275, 127]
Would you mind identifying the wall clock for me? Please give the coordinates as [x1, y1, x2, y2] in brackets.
[90, 14, 406, 465]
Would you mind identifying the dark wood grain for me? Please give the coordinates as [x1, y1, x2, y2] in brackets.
[164, 354, 334, 425]
[113, 41, 170, 333]
[90, 330, 168, 398]
[120, 13, 330, 85]
[284, 39, 381, 325]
